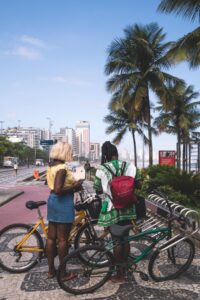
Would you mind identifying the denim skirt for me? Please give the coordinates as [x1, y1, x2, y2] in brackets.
[47, 192, 75, 223]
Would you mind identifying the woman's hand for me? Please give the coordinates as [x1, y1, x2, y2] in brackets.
[72, 180, 83, 191]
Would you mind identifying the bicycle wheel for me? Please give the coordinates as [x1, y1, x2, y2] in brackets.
[57, 245, 114, 295]
[74, 220, 112, 263]
[0, 223, 44, 273]
[148, 238, 195, 281]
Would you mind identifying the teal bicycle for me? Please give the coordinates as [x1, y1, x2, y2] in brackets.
[57, 190, 197, 295]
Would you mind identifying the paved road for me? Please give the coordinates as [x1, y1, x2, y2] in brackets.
[0, 166, 46, 186]
[1, 181, 200, 299]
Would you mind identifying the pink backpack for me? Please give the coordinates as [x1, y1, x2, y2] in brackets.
[104, 162, 136, 209]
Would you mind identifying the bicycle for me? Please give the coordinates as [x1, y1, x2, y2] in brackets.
[0, 186, 107, 273]
[57, 189, 199, 295]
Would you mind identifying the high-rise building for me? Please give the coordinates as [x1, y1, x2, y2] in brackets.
[76, 121, 90, 158]
[52, 127, 77, 155]
[6, 127, 42, 149]
[90, 143, 100, 160]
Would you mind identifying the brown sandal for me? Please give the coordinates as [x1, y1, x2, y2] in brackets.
[61, 272, 77, 281]
[47, 272, 56, 279]
[110, 275, 126, 283]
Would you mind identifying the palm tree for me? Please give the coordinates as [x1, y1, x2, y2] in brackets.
[158, 0, 200, 68]
[154, 83, 200, 168]
[158, 0, 200, 22]
[167, 27, 200, 68]
[105, 22, 183, 166]
[104, 97, 150, 167]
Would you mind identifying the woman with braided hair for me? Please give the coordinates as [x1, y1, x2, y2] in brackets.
[94, 141, 141, 283]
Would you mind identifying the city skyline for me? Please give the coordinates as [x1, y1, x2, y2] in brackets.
[1, 0, 199, 158]
[1, 122, 158, 164]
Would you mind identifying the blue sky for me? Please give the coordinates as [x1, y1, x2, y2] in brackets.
[0, 0, 199, 160]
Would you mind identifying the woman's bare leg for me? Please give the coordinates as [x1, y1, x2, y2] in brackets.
[111, 236, 130, 282]
[57, 223, 74, 280]
[46, 222, 57, 278]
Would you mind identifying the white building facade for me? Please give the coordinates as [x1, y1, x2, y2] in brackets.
[6, 127, 41, 149]
[76, 121, 90, 158]
[90, 143, 100, 160]
[52, 127, 77, 155]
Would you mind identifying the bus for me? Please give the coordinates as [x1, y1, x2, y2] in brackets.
[3, 156, 19, 168]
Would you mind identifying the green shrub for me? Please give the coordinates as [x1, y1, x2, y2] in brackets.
[141, 165, 200, 209]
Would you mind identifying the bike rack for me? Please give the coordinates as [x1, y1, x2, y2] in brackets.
[143, 193, 200, 248]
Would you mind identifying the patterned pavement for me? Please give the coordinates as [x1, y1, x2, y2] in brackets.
[1, 180, 200, 299]
[1, 248, 200, 300]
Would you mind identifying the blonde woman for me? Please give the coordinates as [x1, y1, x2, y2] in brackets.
[46, 141, 82, 280]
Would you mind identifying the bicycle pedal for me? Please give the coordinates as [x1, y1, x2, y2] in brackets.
[139, 272, 149, 281]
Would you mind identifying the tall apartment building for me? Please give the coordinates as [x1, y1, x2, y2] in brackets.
[6, 127, 42, 149]
[19, 127, 42, 149]
[52, 127, 77, 155]
[90, 143, 100, 160]
[76, 121, 90, 158]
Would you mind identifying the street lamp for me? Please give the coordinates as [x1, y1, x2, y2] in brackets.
[0, 121, 4, 135]
[46, 117, 53, 162]
[17, 120, 21, 129]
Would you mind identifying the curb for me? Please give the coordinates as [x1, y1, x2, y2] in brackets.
[22, 170, 46, 182]
[0, 190, 24, 207]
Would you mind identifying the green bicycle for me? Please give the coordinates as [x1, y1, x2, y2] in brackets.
[57, 189, 198, 295]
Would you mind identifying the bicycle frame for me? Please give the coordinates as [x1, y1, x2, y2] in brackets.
[15, 208, 92, 254]
[16, 217, 47, 253]
[88, 226, 171, 270]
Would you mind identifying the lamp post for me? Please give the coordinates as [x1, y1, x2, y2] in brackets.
[46, 117, 53, 162]
[0, 121, 4, 135]
[17, 120, 21, 129]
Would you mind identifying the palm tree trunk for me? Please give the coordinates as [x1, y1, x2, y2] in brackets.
[177, 130, 181, 169]
[146, 90, 153, 166]
[131, 129, 137, 167]
[182, 143, 186, 171]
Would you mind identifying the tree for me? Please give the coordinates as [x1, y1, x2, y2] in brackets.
[158, 0, 200, 22]
[158, 0, 200, 68]
[154, 83, 200, 168]
[167, 27, 200, 68]
[0, 136, 48, 165]
[104, 98, 150, 167]
[105, 22, 182, 166]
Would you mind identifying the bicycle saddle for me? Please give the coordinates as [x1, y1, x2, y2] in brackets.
[26, 200, 47, 210]
[109, 224, 133, 237]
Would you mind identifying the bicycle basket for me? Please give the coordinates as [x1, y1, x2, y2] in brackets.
[87, 198, 102, 219]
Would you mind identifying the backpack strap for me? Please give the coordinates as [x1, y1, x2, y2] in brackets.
[121, 161, 126, 175]
[103, 164, 117, 177]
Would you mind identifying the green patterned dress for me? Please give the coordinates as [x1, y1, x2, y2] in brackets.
[93, 160, 141, 227]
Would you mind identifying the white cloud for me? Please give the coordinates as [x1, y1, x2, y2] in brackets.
[4, 34, 46, 60]
[13, 46, 41, 60]
[19, 35, 46, 48]
[38, 76, 91, 87]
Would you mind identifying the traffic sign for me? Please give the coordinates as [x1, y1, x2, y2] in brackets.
[40, 140, 54, 145]
[159, 150, 176, 166]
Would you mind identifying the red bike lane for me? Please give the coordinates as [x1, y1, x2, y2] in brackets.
[0, 184, 49, 229]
